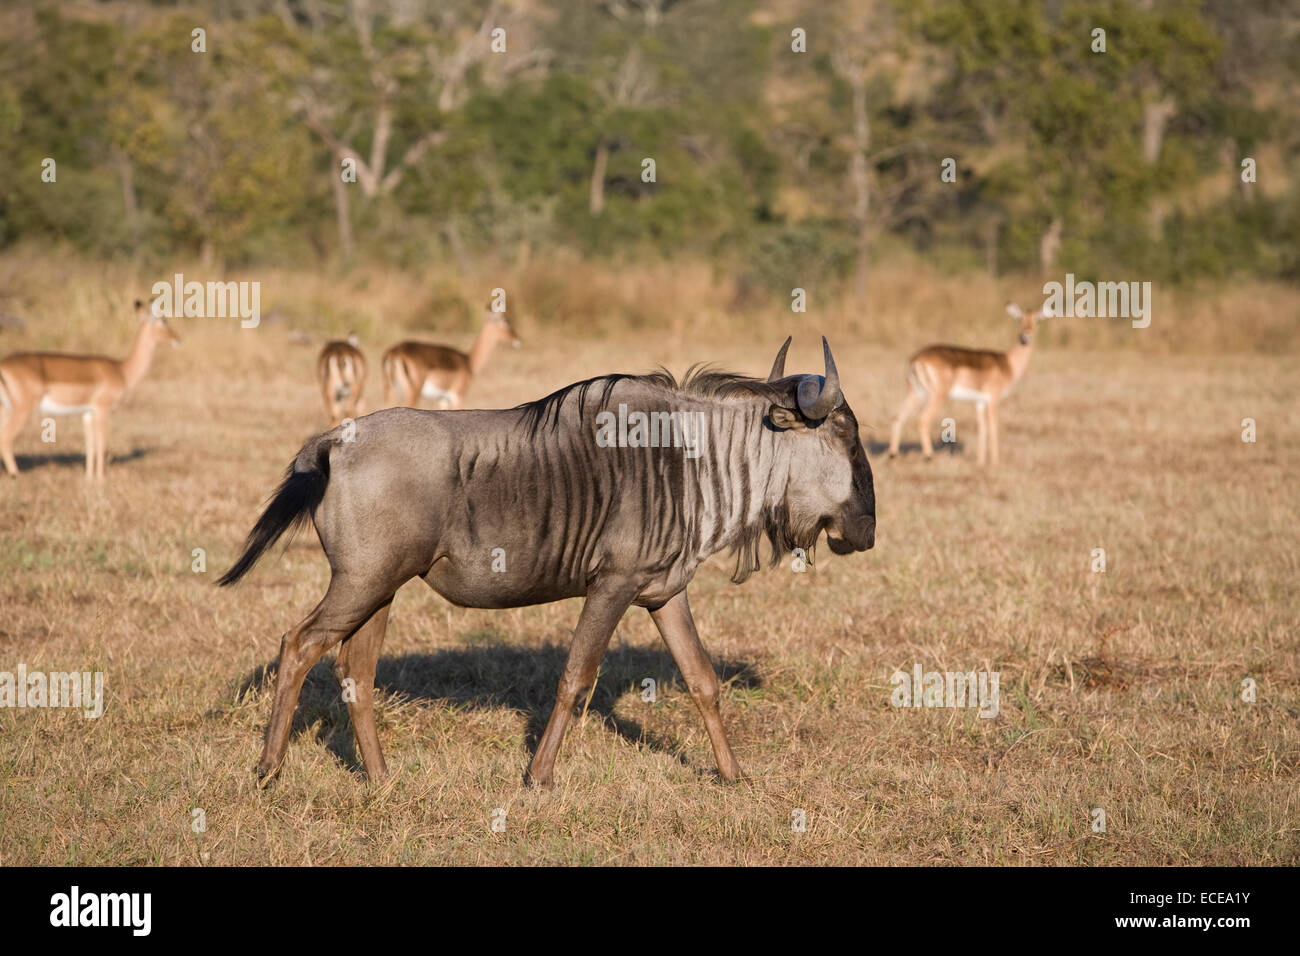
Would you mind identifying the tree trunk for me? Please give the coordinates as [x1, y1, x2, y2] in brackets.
[984, 215, 1001, 276]
[441, 225, 473, 280]
[331, 162, 354, 262]
[848, 66, 871, 301]
[444, 221, 471, 274]
[1039, 218, 1062, 277]
[1141, 96, 1176, 165]
[113, 145, 139, 257]
[589, 140, 610, 216]
[113, 146, 138, 229]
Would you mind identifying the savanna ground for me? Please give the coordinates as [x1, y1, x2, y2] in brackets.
[0, 253, 1296, 865]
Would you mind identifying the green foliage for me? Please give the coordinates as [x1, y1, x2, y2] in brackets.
[0, 0, 1294, 284]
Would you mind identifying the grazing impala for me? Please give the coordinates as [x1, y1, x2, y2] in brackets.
[382, 306, 521, 409]
[887, 302, 1049, 467]
[220, 338, 874, 788]
[0, 300, 179, 480]
[317, 333, 367, 427]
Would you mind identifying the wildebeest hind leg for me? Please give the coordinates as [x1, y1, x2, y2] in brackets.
[333, 600, 392, 782]
[650, 591, 744, 783]
[256, 577, 394, 786]
[526, 582, 638, 788]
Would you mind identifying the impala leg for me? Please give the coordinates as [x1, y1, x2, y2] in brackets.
[888, 386, 923, 459]
[975, 402, 988, 467]
[94, 410, 108, 481]
[0, 399, 28, 477]
[333, 600, 392, 782]
[352, 371, 366, 419]
[82, 411, 95, 479]
[526, 583, 636, 788]
[329, 382, 346, 427]
[257, 577, 393, 785]
[987, 400, 1000, 468]
[649, 590, 743, 783]
[916, 389, 947, 460]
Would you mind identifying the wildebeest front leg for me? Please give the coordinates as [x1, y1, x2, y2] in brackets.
[650, 590, 744, 783]
[333, 600, 393, 783]
[526, 583, 637, 788]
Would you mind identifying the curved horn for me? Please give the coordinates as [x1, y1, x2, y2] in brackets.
[767, 336, 792, 382]
[796, 337, 842, 419]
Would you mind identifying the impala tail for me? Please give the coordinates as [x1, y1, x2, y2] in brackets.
[218, 433, 337, 586]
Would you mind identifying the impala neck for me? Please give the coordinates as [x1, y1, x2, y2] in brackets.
[467, 323, 499, 375]
[120, 323, 160, 389]
[1006, 338, 1035, 383]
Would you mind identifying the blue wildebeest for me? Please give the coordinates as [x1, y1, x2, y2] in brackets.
[220, 338, 875, 787]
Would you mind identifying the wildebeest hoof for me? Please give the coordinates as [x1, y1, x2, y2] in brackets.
[255, 763, 280, 789]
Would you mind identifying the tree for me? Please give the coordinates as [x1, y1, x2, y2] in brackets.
[267, 0, 549, 259]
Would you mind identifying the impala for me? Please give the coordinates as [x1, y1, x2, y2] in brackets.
[887, 302, 1049, 467]
[317, 333, 367, 427]
[0, 300, 179, 480]
[382, 306, 521, 409]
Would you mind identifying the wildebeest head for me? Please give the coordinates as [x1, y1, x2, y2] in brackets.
[765, 336, 875, 556]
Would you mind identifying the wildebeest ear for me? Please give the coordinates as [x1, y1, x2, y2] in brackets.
[768, 404, 808, 431]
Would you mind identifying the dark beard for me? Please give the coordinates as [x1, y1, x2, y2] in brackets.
[729, 503, 825, 583]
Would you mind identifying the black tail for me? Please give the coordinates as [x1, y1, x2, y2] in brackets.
[217, 434, 336, 586]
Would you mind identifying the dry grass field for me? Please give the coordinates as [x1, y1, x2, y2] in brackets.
[0, 255, 1297, 865]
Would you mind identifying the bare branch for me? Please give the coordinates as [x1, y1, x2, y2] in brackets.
[379, 128, 448, 193]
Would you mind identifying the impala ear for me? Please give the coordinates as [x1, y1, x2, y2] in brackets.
[1006, 303, 1024, 320]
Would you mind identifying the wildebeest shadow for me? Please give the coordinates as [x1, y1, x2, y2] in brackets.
[233, 641, 762, 778]
[865, 439, 965, 457]
[15, 446, 154, 471]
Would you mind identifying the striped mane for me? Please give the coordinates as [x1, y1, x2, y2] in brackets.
[513, 367, 807, 583]
[515, 366, 790, 439]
